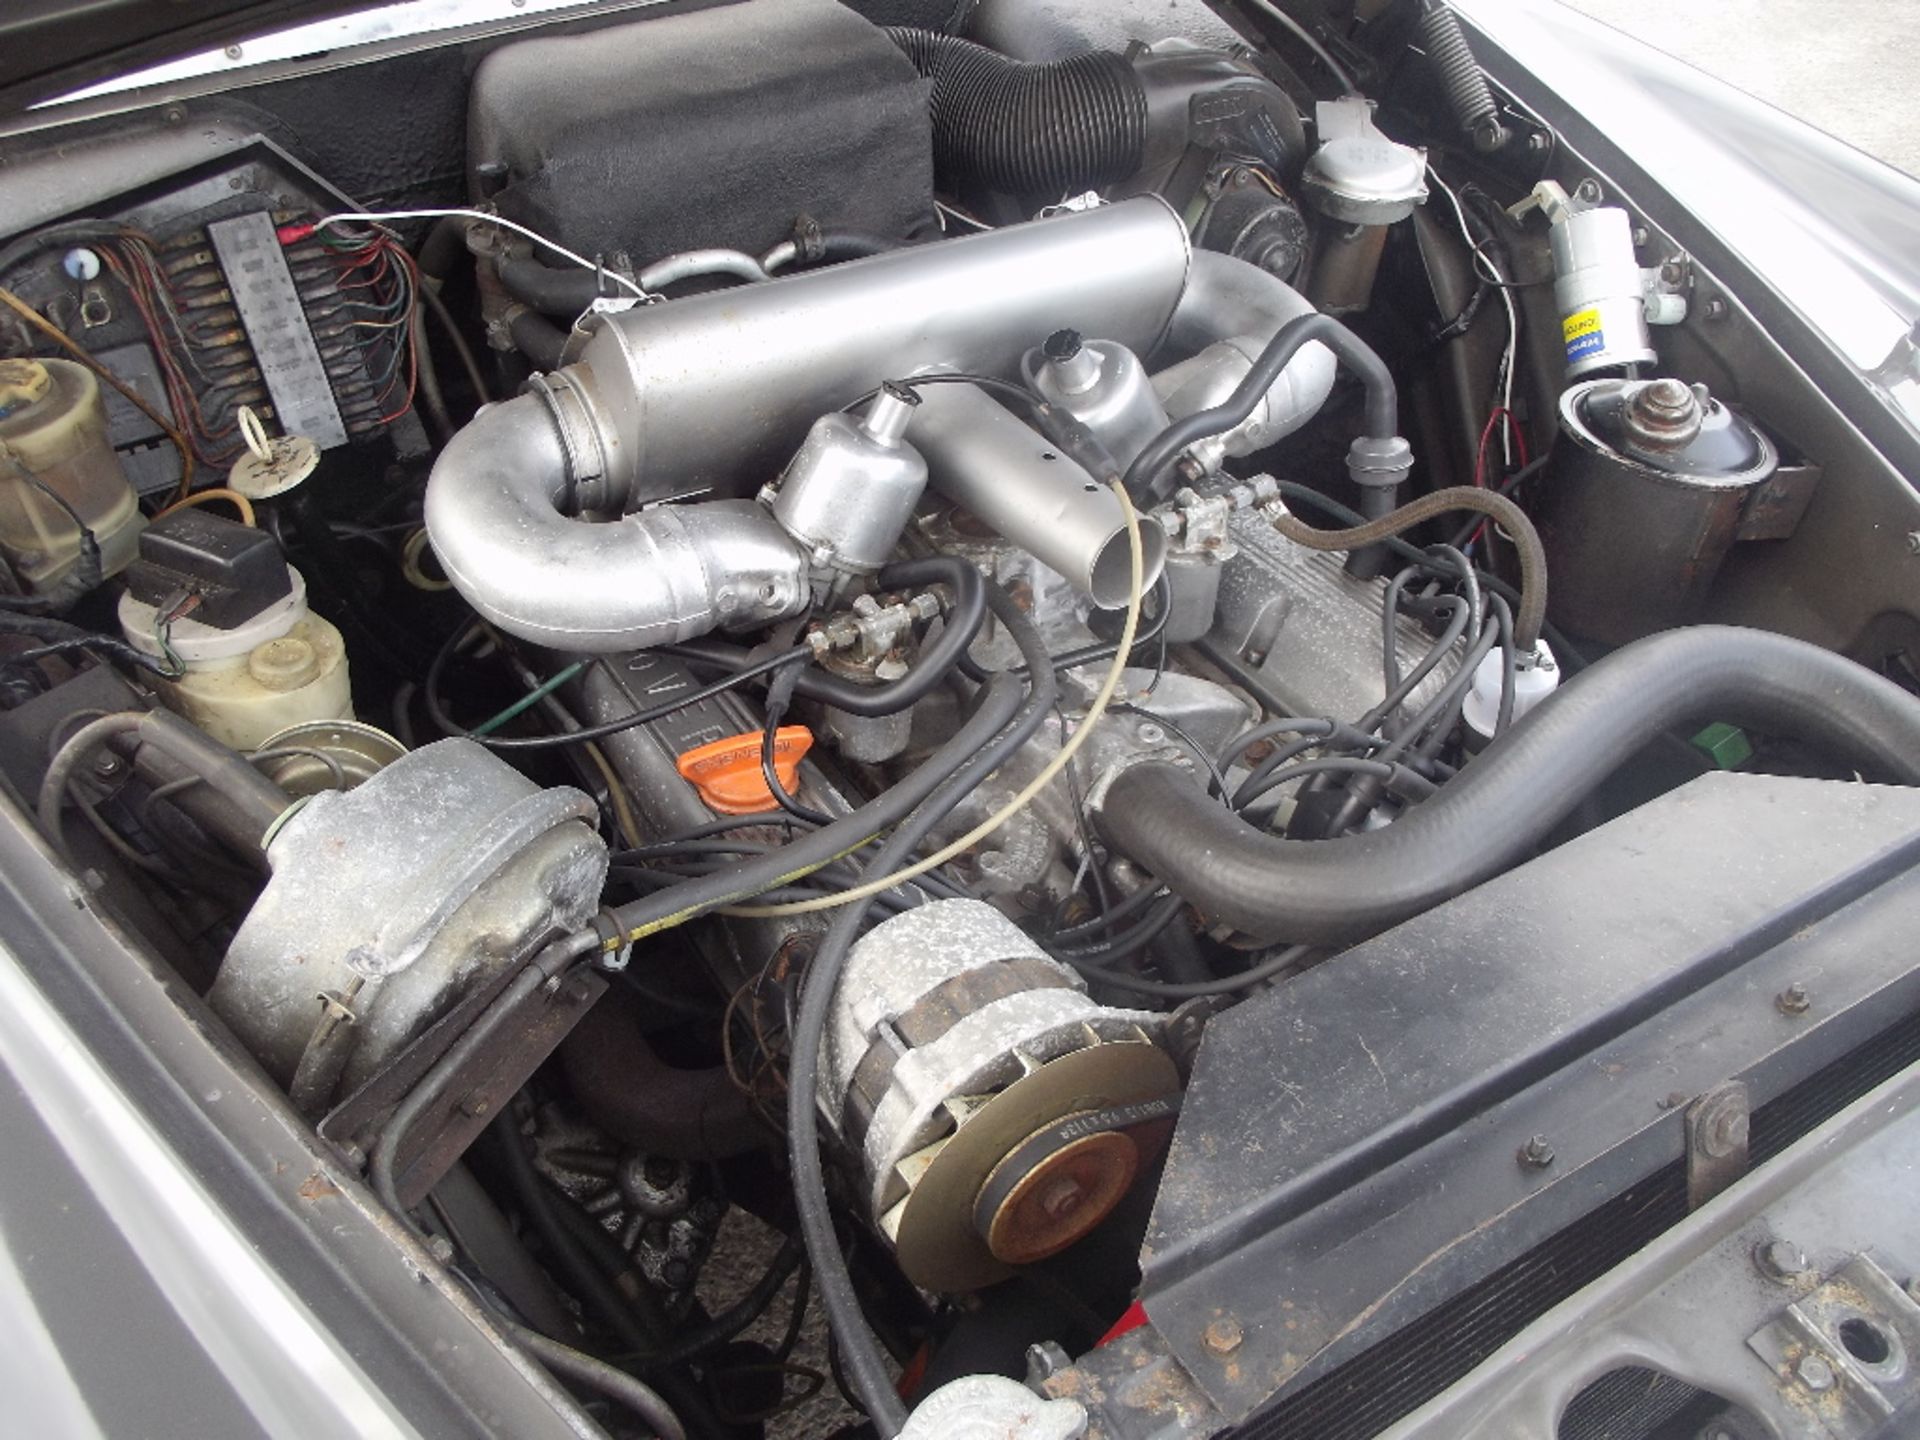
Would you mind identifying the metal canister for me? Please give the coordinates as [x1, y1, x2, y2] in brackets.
[1538, 378, 1778, 644]
[1551, 205, 1657, 378]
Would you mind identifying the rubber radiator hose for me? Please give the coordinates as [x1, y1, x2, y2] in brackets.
[886, 28, 1148, 196]
[1097, 626, 1920, 945]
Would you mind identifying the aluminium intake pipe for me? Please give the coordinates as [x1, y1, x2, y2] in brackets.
[425, 198, 1338, 652]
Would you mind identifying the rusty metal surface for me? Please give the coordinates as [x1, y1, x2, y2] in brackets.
[1040, 1325, 1222, 1440]
[1686, 1080, 1752, 1209]
[1749, 1255, 1920, 1437]
[982, 1128, 1143, 1267]
[1375, 1063, 1920, 1439]
[1136, 772, 1920, 1424]
[320, 960, 607, 1207]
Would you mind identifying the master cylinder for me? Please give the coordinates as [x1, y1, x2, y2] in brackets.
[117, 509, 351, 751]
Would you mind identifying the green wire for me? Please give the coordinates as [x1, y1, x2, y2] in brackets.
[470, 661, 584, 737]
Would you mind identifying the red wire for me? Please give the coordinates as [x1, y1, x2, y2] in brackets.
[373, 241, 421, 424]
[1471, 407, 1531, 548]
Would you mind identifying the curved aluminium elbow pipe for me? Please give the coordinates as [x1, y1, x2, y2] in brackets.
[423, 392, 809, 651]
[1152, 249, 1340, 459]
[1097, 626, 1920, 946]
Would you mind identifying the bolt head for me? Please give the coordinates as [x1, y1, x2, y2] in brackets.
[1797, 1354, 1835, 1391]
[1704, 298, 1729, 320]
[1777, 983, 1811, 1015]
[1204, 1317, 1244, 1356]
[223, 43, 244, 59]
[1518, 1135, 1556, 1169]
[1038, 1178, 1084, 1220]
[1906, 531, 1920, 556]
[426, 1234, 455, 1263]
[1755, 1239, 1808, 1280]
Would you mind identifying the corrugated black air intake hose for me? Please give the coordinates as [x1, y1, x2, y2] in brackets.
[886, 27, 1148, 196]
[1098, 626, 1920, 945]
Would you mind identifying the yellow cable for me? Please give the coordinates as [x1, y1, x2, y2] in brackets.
[400, 526, 453, 592]
[722, 480, 1145, 920]
[0, 283, 196, 498]
[583, 739, 645, 850]
[154, 486, 255, 527]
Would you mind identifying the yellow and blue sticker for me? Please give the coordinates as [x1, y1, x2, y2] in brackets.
[1563, 306, 1605, 364]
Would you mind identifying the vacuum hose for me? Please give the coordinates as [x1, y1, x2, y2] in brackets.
[1098, 626, 1920, 945]
[887, 28, 1148, 196]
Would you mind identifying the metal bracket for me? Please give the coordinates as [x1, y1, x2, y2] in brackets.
[1685, 1080, 1751, 1210]
[1748, 1254, 1920, 1436]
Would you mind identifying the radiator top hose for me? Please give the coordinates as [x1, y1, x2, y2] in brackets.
[1098, 626, 1920, 946]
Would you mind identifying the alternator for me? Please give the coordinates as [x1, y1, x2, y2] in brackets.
[821, 899, 1179, 1291]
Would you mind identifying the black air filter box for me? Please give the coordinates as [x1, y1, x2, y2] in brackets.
[469, 0, 937, 261]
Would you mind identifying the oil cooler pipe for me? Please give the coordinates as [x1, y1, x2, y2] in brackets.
[1097, 626, 1920, 946]
[425, 198, 1338, 652]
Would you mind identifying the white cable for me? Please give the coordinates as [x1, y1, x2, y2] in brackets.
[1429, 166, 1518, 467]
[313, 208, 651, 300]
[934, 200, 992, 233]
[724, 480, 1146, 919]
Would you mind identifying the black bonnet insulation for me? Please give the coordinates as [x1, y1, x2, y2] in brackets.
[467, 0, 937, 261]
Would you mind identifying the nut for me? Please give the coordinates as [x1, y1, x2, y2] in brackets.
[1203, 1317, 1244, 1356]
[1518, 1135, 1556, 1169]
[1037, 1178, 1084, 1220]
[1777, 983, 1811, 1015]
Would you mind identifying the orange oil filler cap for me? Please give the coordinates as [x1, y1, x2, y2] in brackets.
[674, 726, 814, 814]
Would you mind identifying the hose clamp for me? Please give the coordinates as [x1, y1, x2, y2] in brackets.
[1346, 434, 1415, 491]
[525, 370, 614, 512]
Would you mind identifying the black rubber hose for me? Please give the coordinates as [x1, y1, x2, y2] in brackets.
[1419, 1, 1510, 153]
[782, 229, 904, 270]
[886, 28, 1148, 196]
[812, 231, 898, 263]
[587, 663, 1025, 952]
[787, 582, 1059, 1438]
[415, 215, 470, 282]
[1123, 311, 1398, 501]
[506, 1323, 686, 1440]
[498, 257, 613, 318]
[560, 988, 767, 1160]
[1099, 626, 1920, 946]
[36, 709, 289, 862]
[508, 307, 569, 372]
[661, 556, 985, 719]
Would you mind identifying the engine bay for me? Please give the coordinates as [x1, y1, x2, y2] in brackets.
[4, 2, 1920, 1437]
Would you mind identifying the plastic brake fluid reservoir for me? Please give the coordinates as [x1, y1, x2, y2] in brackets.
[0, 357, 144, 596]
[117, 509, 352, 751]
